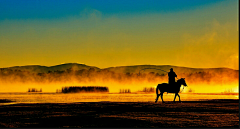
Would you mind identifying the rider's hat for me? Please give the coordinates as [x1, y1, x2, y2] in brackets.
[170, 68, 173, 70]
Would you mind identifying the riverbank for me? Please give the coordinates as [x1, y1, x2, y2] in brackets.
[0, 99, 238, 127]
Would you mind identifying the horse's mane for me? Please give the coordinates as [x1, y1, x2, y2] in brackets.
[176, 78, 184, 83]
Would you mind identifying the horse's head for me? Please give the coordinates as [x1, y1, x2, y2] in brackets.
[177, 78, 187, 87]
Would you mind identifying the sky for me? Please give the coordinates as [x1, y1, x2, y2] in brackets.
[0, 0, 239, 70]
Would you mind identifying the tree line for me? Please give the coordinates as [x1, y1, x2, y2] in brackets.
[61, 86, 109, 93]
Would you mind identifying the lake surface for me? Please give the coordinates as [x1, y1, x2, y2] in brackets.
[0, 92, 238, 105]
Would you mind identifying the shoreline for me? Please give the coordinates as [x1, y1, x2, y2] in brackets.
[0, 92, 238, 95]
[0, 99, 238, 127]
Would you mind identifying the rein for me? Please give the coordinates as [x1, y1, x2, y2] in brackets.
[180, 86, 185, 93]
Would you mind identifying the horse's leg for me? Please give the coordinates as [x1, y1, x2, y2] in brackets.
[160, 92, 164, 103]
[173, 93, 177, 102]
[155, 94, 160, 103]
[177, 94, 181, 102]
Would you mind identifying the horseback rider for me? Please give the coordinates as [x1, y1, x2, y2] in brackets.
[168, 68, 177, 86]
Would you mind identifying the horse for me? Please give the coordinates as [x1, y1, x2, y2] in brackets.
[155, 78, 187, 103]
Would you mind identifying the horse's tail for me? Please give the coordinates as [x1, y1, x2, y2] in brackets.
[155, 84, 161, 103]
[156, 84, 159, 95]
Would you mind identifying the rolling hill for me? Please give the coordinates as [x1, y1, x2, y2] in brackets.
[2, 63, 100, 73]
[0, 63, 238, 75]
[103, 65, 238, 76]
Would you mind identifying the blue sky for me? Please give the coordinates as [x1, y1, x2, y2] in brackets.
[0, 0, 224, 20]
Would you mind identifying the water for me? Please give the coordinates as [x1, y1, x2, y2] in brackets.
[0, 92, 238, 105]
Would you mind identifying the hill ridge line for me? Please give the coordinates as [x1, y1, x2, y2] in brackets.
[0, 63, 238, 71]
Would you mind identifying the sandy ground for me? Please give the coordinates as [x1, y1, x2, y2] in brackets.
[0, 99, 239, 127]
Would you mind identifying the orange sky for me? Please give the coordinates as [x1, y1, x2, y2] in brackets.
[0, 0, 238, 70]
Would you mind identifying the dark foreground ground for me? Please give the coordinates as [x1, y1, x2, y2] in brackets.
[0, 99, 239, 127]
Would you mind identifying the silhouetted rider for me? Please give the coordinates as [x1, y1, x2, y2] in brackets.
[168, 68, 177, 86]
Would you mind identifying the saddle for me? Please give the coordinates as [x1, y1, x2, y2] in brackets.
[168, 82, 176, 87]
[167, 82, 176, 93]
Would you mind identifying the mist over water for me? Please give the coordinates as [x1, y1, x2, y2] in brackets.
[0, 92, 238, 105]
[0, 64, 238, 93]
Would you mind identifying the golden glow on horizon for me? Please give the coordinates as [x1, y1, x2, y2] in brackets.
[0, 79, 238, 93]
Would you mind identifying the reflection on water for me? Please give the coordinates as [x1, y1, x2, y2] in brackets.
[0, 93, 238, 104]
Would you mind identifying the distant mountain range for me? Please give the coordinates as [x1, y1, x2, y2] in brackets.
[1, 63, 238, 75]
